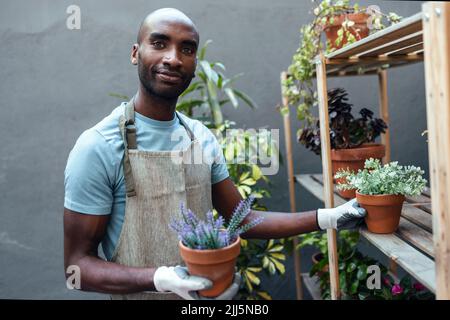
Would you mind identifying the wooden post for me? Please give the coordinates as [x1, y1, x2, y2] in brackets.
[422, 1, 450, 300]
[280, 71, 303, 300]
[377, 69, 397, 276]
[316, 53, 341, 300]
[378, 69, 391, 164]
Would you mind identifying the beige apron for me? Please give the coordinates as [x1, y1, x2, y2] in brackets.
[110, 98, 213, 300]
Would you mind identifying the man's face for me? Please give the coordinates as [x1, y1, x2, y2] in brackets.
[133, 19, 198, 100]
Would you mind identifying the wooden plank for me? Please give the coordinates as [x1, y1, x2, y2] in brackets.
[397, 217, 434, 257]
[316, 53, 340, 300]
[326, 13, 423, 59]
[378, 70, 391, 163]
[423, 1, 450, 299]
[389, 42, 424, 56]
[280, 71, 303, 300]
[357, 32, 422, 58]
[302, 273, 322, 300]
[360, 228, 435, 293]
[326, 55, 423, 65]
[405, 193, 431, 204]
[402, 205, 433, 232]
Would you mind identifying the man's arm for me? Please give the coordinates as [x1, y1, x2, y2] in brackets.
[64, 208, 155, 294]
[212, 178, 320, 239]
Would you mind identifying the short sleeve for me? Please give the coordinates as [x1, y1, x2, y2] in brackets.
[206, 129, 229, 185]
[64, 129, 116, 215]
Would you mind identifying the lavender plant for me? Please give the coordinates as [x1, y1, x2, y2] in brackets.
[170, 195, 264, 250]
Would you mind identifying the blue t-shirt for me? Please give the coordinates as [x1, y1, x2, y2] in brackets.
[64, 103, 229, 260]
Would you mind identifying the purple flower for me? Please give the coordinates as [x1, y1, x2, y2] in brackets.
[170, 197, 263, 250]
[391, 284, 403, 296]
[413, 282, 425, 292]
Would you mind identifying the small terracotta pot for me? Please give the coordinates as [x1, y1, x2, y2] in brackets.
[323, 13, 370, 50]
[179, 237, 241, 297]
[356, 192, 405, 234]
[331, 143, 386, 199]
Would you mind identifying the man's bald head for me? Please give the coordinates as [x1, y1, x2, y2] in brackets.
[136, 8, 199, 44]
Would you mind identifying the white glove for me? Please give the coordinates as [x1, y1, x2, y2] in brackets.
[317, 198, 366, 230]
[153, 266, 240, 300]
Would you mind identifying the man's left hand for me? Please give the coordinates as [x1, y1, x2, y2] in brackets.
[317, 198, 366, 230]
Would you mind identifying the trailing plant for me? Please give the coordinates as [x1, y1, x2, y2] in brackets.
[281, 0, 401, 137]
[335, 158, 427, 195]
[169, 196, 263, 250]
[298, 87, 387, 155]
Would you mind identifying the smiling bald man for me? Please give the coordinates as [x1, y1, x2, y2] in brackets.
[63, 8, 366, 300]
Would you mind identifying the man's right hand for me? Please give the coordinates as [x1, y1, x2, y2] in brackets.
[153, 266, 213, 300]
[153, 266, 240, 300]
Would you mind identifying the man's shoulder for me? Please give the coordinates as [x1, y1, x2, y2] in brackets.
[70, 103, 125, 158]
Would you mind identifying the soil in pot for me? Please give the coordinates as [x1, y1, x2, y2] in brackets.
[356, 192, 405, 234]
[179, 236, 241, 297]
[331, 143, 386, 199]
[324, 13, 370, 50]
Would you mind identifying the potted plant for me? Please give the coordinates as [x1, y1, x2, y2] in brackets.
[298, 230, 434, 299]
[169, 195, 264, 297]
[335, 158, 427, 233]
[281, 0, 401, 144]
[299, 88, 387, 198]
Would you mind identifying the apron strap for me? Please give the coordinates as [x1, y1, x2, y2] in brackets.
[119, 98, 138, 197]
[176, 112, 195, 142]
[119, 98, 196, 197]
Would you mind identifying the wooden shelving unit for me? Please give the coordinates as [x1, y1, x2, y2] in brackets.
[280, 2, 450, 300]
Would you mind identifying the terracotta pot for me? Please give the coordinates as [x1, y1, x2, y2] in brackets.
[331, 143, 386, 199]
[356, 192, 405, 234]
[179, 236, 241, 297]
[323, 13, 370, 50]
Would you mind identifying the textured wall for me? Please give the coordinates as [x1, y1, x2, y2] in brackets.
[0, 0, 425, 299]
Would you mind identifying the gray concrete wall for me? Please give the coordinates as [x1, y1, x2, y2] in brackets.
[0, 0, 426, 299]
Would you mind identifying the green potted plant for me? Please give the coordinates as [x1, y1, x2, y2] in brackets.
[169, 195, 264, 297]
[281, 0, 401, 140]
[335, 158, 427, 233]
[299, 88, 387, 198]
[299, 231, 434, 299]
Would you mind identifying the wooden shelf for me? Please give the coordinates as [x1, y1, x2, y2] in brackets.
[314, 12, 424, 77]
[295, 173, 435, 293]
[281, 3, 450, 299]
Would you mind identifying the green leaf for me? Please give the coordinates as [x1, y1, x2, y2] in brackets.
[233, 89, 257, 109]
[200, 60, 219, 84]
[270, 257, 285, 274]
[199, 39, 212, 60]
[347, 262, 357, 273]
[256, 291, 272, 300]
[357, 266, 367, 280]
[225, 88, 239, 108]
[251, 165, 263, 181]
[268, 245, 284, 252]
[211, 62, 226, 71]
[241, 178, 257, 186]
